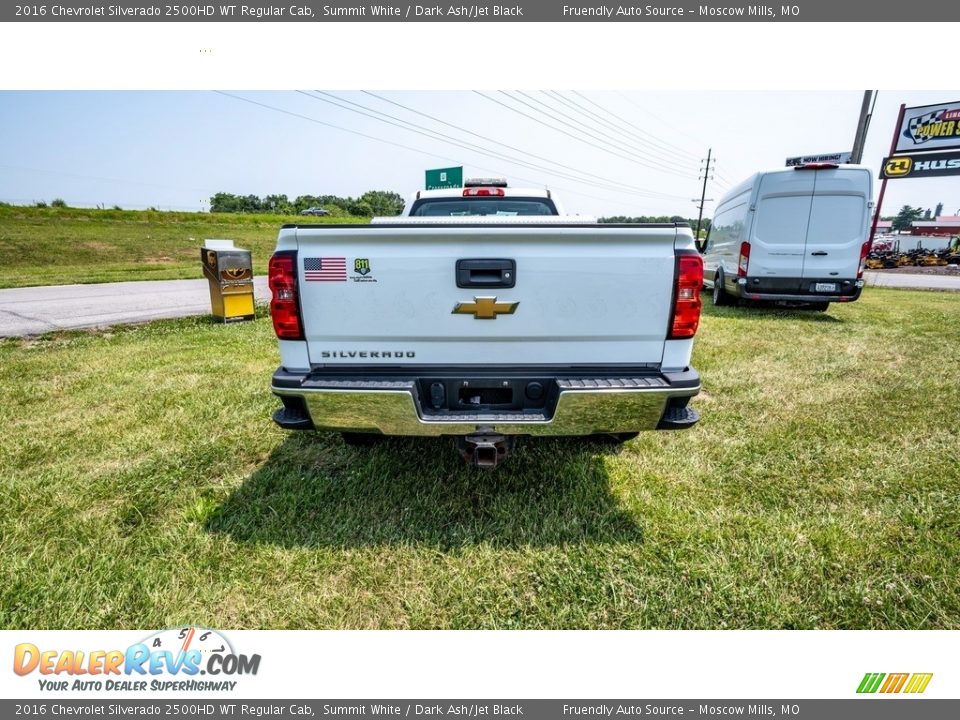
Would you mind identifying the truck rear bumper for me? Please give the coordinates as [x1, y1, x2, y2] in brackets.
[271, 366, 700, 437]
[736, 277, 864, 303]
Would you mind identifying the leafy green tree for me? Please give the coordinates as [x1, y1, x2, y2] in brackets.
[346, 199, 374, 217]
[360, 190, 404, 216]
[210, 192, 242, 213]
[600, 216, 709, 232]
[892, 205, 924, 232]
[264, 194, 292, 214]
[213, 189, 402, 217]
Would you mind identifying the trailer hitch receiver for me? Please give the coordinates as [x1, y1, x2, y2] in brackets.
[456, 430, 515, 468]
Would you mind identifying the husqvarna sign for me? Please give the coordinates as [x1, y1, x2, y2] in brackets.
[880, 150, 960, 179]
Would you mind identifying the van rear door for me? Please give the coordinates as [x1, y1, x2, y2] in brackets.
[801, 168, 871, 281]
[750, 171, 816, 277]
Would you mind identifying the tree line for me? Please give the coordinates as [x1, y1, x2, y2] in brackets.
[886, 203, 951, 232]
[209, 191, 405, 217]
[209, 194, 713, 228]
[600, 215, 712, 234]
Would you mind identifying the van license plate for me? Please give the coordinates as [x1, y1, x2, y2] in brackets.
[815, 283, 837, 293]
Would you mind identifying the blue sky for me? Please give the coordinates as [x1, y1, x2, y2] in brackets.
[1, 90, 958, 218]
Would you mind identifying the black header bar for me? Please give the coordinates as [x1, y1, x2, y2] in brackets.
[4, 0, 958, 22]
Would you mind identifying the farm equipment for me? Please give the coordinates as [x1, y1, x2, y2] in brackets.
[866, 238, 958, 269]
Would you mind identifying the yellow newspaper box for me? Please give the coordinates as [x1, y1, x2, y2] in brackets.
[201, 240, 255, 322]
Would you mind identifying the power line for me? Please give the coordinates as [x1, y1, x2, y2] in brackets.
[522, 91, 695, 171]
[546, 92, 698, 172]
[713, 169, 736, 191]
[557, 91, 701, 165]
[614, 91, 751, 185]
[213, 91, 687, 209]
[358, 90, 685, 197]
[475, 90, 693, 182]
[216, 90, 467, 165]
[302, 91, 685, 200]
[616, 91, 712, 152]
[507, 90, 693, 178]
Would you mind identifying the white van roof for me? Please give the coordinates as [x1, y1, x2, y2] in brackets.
[719, 164, 872, 205]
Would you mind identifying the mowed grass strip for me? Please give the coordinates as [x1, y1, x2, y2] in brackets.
[0, 289, 958, 629]
[0, 206, 368, 288]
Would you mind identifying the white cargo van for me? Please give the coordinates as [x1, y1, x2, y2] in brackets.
[702, 163, 873, 309]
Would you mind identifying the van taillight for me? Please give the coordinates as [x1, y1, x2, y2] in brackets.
[738, 242, 751, 277]
[268, 251, 303, 340]
[858, 240, 870, 279]
[670, 253, 704, 339]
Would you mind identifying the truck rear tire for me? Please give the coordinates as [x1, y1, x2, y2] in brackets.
[809, 302, 830, 312]
[712, 271, 733, 306]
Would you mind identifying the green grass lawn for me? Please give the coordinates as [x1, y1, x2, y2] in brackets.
[0, 206, 368, 288]
[1, 289, 958, 629]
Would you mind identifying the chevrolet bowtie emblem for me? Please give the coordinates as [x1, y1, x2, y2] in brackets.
[452, 296, 519, 319]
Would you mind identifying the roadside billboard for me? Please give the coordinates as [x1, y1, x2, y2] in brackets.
[896, 101, 960, 153]
[880, 149, 960, 179]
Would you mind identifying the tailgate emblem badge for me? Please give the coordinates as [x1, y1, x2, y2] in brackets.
[452, 296, 519, 319]
[354, 258, 371, 276]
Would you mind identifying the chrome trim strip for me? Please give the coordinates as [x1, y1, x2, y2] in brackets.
[273, 385, 699, 437]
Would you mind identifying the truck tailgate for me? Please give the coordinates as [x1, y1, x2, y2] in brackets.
[289, 224, 680, 366]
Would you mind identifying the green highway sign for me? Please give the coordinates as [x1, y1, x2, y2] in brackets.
[425, 166, 463, 190]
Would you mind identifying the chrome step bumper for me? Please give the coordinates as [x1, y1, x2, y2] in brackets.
[272, 368, 700, 437]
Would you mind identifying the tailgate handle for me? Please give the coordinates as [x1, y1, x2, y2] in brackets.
[811, 251, 828, 256]
[456, 259, 516, 288]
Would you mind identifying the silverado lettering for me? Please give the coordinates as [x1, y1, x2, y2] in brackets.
[320, 351, 416, 358]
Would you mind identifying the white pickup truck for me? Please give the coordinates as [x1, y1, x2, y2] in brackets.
[268, 180, 703, 467]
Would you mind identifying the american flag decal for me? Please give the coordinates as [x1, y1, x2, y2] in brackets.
[304, 257, 347, 282]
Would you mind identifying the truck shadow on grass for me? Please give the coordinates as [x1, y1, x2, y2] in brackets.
[204, 433, 644, 550]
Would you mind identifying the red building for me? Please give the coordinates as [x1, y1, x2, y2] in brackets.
[910, 216, 960, 236]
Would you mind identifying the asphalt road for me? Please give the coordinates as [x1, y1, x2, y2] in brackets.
[0, 277, 269, 337]
[0, 272, 957, 338]
[863, 270, 960, 291]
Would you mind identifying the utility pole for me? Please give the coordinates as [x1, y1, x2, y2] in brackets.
[869, 103, 906, 248]
[694, 148, 713, 251]
[851, 90, 877, 164]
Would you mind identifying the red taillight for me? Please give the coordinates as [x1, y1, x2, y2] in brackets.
[793, 163, 839, 170]
[858, 240, 870, 279]
[670, 253, 704, 339]
[268, 251, 303, 340]
[463, 187, 505, 197]
[738, 241, 751, 277]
